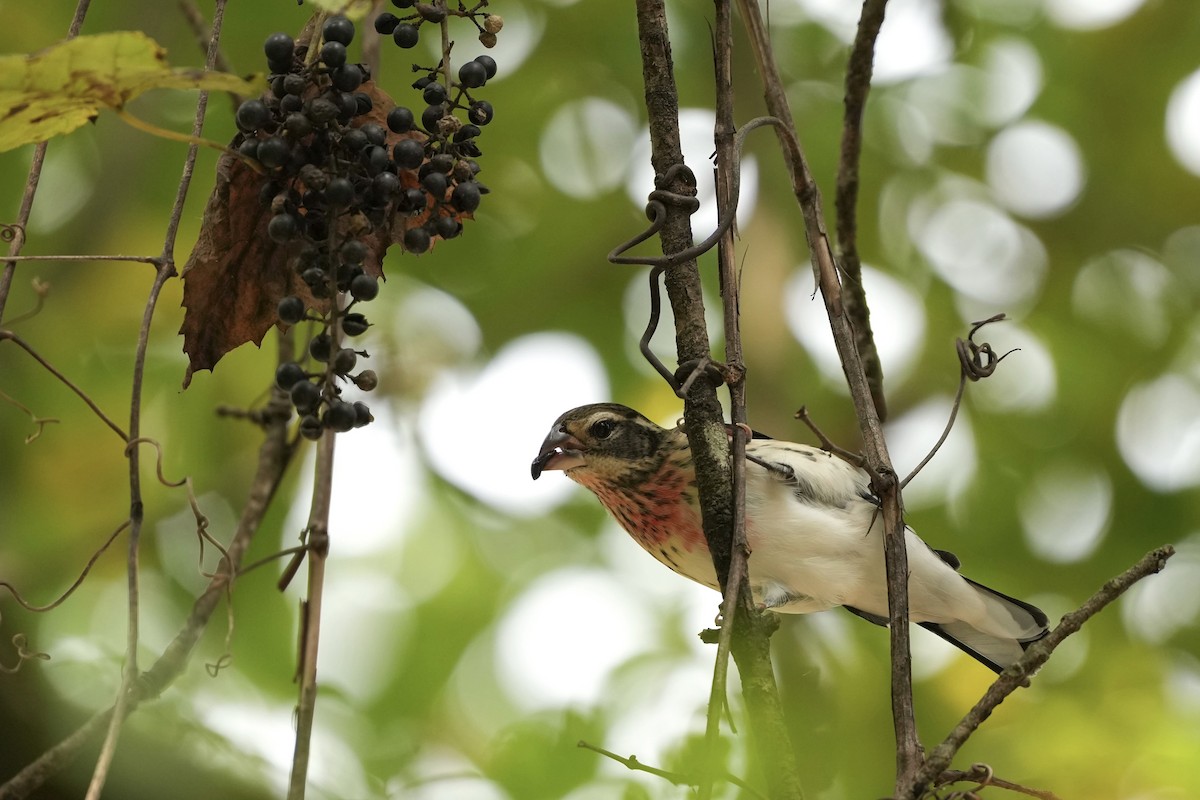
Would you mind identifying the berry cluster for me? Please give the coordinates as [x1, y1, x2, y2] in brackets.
[375, 1, 504, 50]
[237, 9, 498, 439]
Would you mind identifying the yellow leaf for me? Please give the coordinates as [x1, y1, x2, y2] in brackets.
[0, 31, 263, 152]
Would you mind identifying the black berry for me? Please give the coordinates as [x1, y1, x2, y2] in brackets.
[458, 61, 487, 89]
[393, 24, 419, 49]
[451, 181, 481, 212]
[257, 137, 290, 169]
[268, 213, 299, 242]
[309, 333, 333, 362]
[350, 273, 379, 301]
[375, 12, 400, 34]
[275, 361, 307, 390]
[469, 100, 494, 126]
[393, 138, 425, 170]
[323, 400, 358, 432]
[322, 15, 356, 47]
[387, 106, 415, 134]
[300, 414, 324, 440]
[277, 295, 306, 324]
[474, 55, 498, 79]
[342, 313, 371, 336]
[264, 33, 294, 64]
[236, 99, 271, 132]
[291, 381, 321, 414]
[332, 348, 358, 375]
[403, 226, 431, 253]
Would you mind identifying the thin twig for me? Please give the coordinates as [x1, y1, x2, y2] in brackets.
[733, 0, 920, 790]
[578, 740, 768, 799]
[0, 331, 128, 441]
[286, 430, 336, 800]
[85, 1, 227, 794]
[937, 765, 1062, 800]
[834, 0, 889, 422]
[0, 254, 161, 264]
[909, 545, 1176, 799]
[0, 520, 130, 612]
[177, 0, 241, 110]
[0, 372, 295, 800]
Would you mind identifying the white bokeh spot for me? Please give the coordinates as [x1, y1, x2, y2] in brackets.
[540, 97, 638, 199]
[495, 567, 654, 709]
[784, 265, 927, 388]
[1019, 463, 1111, 563]
[1166, 68, 1200, 177]
[1116, 373, 1200, 491]
[987, 120, 1085, 218]
[419, 332, 609, 515]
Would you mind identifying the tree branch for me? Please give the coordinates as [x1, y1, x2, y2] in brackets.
[732, 1, 921, 791]
[835, 0, 889, 422]
[909, 545, 1176, 799]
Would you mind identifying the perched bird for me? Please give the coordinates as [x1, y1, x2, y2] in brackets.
[532, 403, 1049, 672]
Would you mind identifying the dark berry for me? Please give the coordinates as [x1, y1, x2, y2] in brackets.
[283, 74, 306, 95]
[393, 24, 419, 49]
[421, 171, 448, 198]
[393, 138, 425, 170]
[342, 313, 371, 336]
[392, 0, 416, 6]
[353, 401, 374, 427]
[373, 171, 400, 196]
[309, 333, 333, 362]
[421, 105, 444, 133]
[235, 99, 270, 132]
[321, 41, 347, 68]
[350, 273, 379, 301]
[307, 98, 340, 125]
[271, 75, 288, 98]
[363, 145, 390, 176]
[258, 137, 290, 169]
[284, 113, 313, 138]
[429, 153, 454, 173]
[387, 106, 415, 133]
[375, 12, 400, 34]
[458, 61, 487, 89]
[451, 181, 482, 212]
[238, 139, 259, 159]
[291, 381, 321, 414]
[474, 55, 498, 79]
[275, 361, 307, 390]
[322, 15, 356, 47]
[331, 65, 363, 92]
[268, 212, 298, 242]
[354, 92, 373, 116]
[264, 33, 294, 63]
[361, 123, 387, 146]
[416, 3, 446, 23]
[422, 83, 447, 106]
[280, 93, 303, 114]
[468, 100, 494, 126]
[268, 58, 293, 75]
[277, 296, 306, 325]
[353, 370, 379, 391]
[324, 401, 357, 433]
[302, 267, 328, 288]
[403, 187, 427, 211]
[341, 239, 369, 263]
[325, 177, 354, 206]
[341, 128, 369, 152]
[433, 215, 461, 239]
[332, 347, 358, 375]
[300, 414, 324, 440]
[404, 226, 431, 253]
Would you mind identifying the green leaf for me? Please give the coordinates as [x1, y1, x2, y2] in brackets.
[0, 31, 262, 152]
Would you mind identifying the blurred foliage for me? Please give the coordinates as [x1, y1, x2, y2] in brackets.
[2, 1, 1199, 799]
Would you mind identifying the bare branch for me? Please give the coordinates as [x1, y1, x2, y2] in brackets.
[578, 740, 767, 799]
[909, 545, 1176, 799]
[733, 0, 921, 789]
[835, 0, 889, 422]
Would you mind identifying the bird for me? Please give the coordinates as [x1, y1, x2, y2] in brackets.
[531, 403, 1049, 673]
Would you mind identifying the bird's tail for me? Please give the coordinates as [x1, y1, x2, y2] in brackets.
[920, 578, 1049, 673]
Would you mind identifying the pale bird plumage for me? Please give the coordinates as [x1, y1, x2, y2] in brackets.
[533, 403, 1049, 673]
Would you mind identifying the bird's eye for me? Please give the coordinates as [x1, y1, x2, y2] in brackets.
[589, 419, 616, 439]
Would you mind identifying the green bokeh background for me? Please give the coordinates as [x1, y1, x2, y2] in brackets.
[1, 1, 1198, 798]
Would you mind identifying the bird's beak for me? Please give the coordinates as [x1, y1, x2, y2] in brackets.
[531, 429, 586, 479]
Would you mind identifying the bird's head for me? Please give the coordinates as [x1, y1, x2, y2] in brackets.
[531, 403, 669, 482]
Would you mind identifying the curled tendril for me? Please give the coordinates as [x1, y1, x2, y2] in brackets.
[0, 222, 24, 244]
[608, 116, 786, 391]
[956, 313, 1019, 381]
[0, 633, 51, 674]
